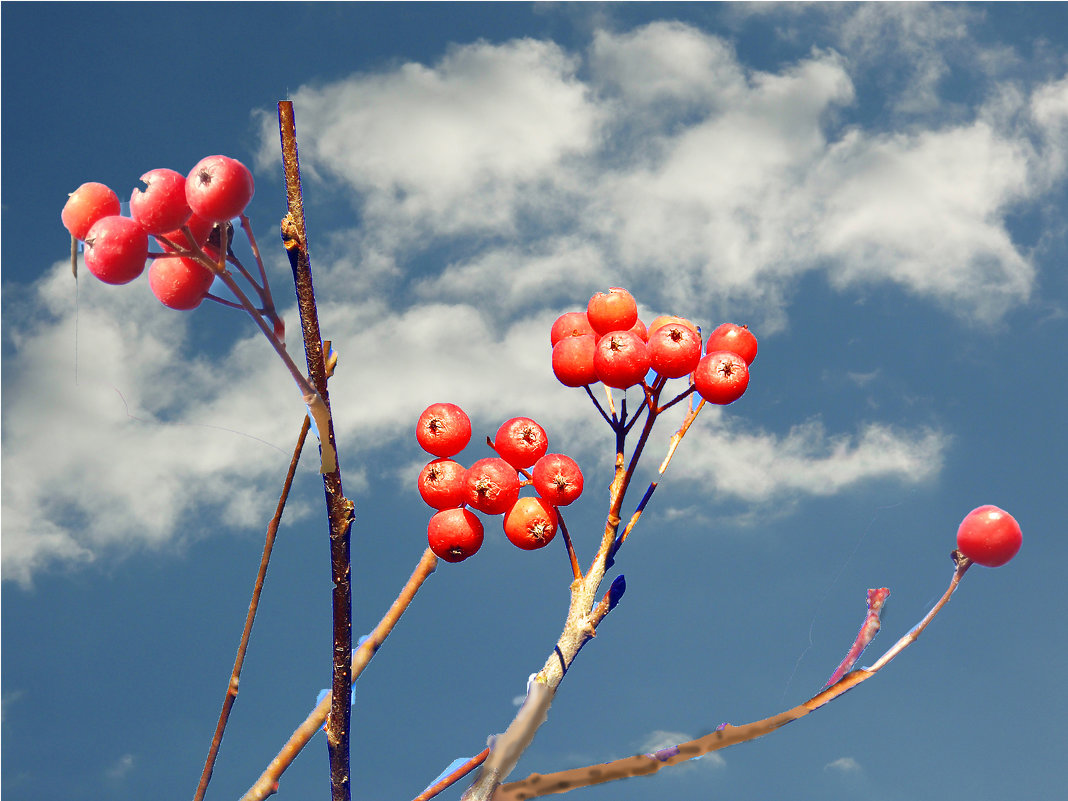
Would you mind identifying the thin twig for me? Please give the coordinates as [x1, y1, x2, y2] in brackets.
[413, 749, 491, 801]
[492, 554, 973, 800]
[193, 415, 310, 801]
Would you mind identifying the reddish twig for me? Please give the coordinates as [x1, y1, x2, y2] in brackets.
[193, 415, 310, 801]
[491, 554, 973, 800]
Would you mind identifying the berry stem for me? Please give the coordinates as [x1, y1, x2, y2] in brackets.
[583, 385, 613, 426]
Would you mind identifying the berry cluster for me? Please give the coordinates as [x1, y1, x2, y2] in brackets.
[61, 156, 256, 310]
[551, 287, 758, 404]
[415, 403, 584, 563]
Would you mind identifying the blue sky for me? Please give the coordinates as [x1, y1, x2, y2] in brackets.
[2, 3, 1066, 800]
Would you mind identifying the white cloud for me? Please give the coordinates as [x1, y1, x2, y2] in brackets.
[7, 18, 1064, 585]
[256, 38, 602, 242]
[670, 420, 946, 503]
[637, 729, 726, 769]
[105, 753, 136, 781]
[824, 755, 863, 774]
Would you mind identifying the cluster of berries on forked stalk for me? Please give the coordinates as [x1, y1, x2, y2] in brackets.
[415, 403, 585, 563]
[60, 157, 337, 453]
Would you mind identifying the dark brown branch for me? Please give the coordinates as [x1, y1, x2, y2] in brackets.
[278, 100, 354, 801]
[193, 415, 310, 801]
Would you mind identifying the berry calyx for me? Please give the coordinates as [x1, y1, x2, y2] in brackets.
[594, 330, 650, 389]
[416, 403, 472, 458]
[693, 351, 750, 404]
[185, 155, 255, 223]
[148, 255, 215, 310]
[587, 287, 638, 336]
[532, 453, 584, 506]
[463, 457, 521, 515]
[427, 508, 484, 563]
[83, 216, 150, 285]
[552, 334, 597, 387]
[705, 323, 758, 366]
[503, 496, 558, 550]
[494, 417, 549, 469]
[648, 323, 703, 379]
[62, 182, 121, 241]
[130, 168, 192, 234]
[956, 505, 1022, 567]
[550, 311, 594, 346]
[417, 458, 467, 510]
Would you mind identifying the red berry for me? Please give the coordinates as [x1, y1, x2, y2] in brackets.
[532, 453, 584, 506]
[693, 351, 750, 404]
[148, 255, 215, 310]
[628, 317, 649, 343]
[427, 508, 484, 563]
[185, 155, 255, 223]
[705, 323, 758, 365]
[503, 496, 558, 550]
[648, 323, 703, 379]
[83, 216, 149, 285]
[416, 403, 472, 457]
[587, 287, 638, 336]
[62, 182, 122, 241]
[417, 458, 467, 510]
[550, 311, 594, 346]
[130, 168, 192, 234]
[648, 315, 698, 337]
[494, 417, 549, 469]
[594, 331, 650, 389]
[956, 505, 1022, 567]
[463, 457, 521, 515]
[157, 213, 215, 253]
[552, 334, 597, 387]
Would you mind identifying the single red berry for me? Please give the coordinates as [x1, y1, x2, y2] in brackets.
[552, 333, 598, 387]
[130, 168, 192, 235]
[185, 155, 255, 223]
[550, 311, 594, 346]
[956, 505, 1022, 567]
[157, 213, 215, 253]
[594, 330, 650, 389]
[587, 287, 638, 336]
[628, 317, 649, 342]
[416, 403, 472, 457]
[148, 255, 215, 310]
[463, 457, 521, 515]
[693, 351, 750, 404]
[648, 323, 703, 379]
[62, 182, 122, 241]
[427, 508, 484, 563]
[83, 216, 149, 285]
[648, 315, 698, 337]
[494, 417, 549, 469]
[705, 323, 758, 365]
[417, 458, 467, 510]
[532, 453, 584, 506]
[503, 496, 558, 550]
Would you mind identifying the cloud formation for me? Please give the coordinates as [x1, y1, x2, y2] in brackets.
[6, 14, 1065, 584]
